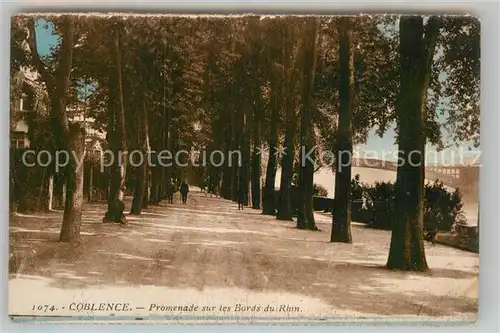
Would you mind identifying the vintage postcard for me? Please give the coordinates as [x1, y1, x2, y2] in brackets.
[9, 13, 479, 324]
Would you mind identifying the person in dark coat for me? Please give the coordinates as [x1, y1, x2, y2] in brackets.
[166, 178, 174, 204]
[180, 180, 189, 204]
[425, 227, 437, 246]
[424, 217, 437, 246]
[237, 179, 245, 210]
[202, 176, 210, 196]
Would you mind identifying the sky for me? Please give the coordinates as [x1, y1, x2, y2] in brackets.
[34, 19, 481, 166]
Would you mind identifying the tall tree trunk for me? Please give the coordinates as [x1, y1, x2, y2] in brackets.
[27, 16, 81, 242]
[277, 129, 295, 221]
[242, 110, 251, 206]
[277, 89, 295, 221]
[141, 104, 152, 210]
[296, 19, 319, 231]
[331, 18, 354, 243]
[159, 106, 167, 200]
[227, 37, 241, 202]
[148, 116, 160, 204]
[164, 75, 175, 197]
[103, 76, 125, 223]
[387, 16, 440, 271]
[230, 108, 239, 201]
[262, 83, 280, 215]
[62, 184, 67, 205]
[55, 19, 83, 242]
[142, 112, 151, 209]
[59, 127, 85, 242]
[103, 22, 128, 224]
[262, 148, 278, 215]
[250, 44, 263, 209]
[251, 108, 262, 209]
[142, 168, 150, 209]
[131, 59, 150, 214]
[276, 23, 302, 222]
[150, 165, 160, 204]
[240, 67, 251, 207]
[130, 93, 149, 215]
[115, 23, 128, 201]
[221, 160, 232, 199]
[47, 174, 54, 211]
[221, 125, 232, 199]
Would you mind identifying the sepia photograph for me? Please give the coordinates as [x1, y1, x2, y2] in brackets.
[8, 13, 479, 324]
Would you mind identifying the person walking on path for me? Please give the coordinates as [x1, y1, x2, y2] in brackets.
[237, 178, 245, 210]
[180, 180, 190, 204]
[202, 176, 210, 196]
[166, 178, 174, 204]
[424, 213, 438, 246]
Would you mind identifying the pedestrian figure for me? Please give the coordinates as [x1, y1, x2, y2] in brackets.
[424, 212, 438, 246]
[425, 228, 437, 246]
[203, 176, 210, 197]
[180, 180, 189, 204]
[237, 179, 245, 210]
[166, 178, 174, 204]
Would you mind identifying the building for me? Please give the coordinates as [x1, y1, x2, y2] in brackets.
[10, 67, 40, 149]
[10, 68, 105, 153]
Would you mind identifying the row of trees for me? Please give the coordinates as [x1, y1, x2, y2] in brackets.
[11, 14, 479, 271]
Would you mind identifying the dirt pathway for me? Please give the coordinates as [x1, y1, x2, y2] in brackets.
[9, 188, 478, 322]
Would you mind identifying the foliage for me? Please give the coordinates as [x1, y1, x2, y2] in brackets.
[14, 14, 480, 167]
[9, 14, 480, 134]
[316, 16, 399, 162]
[9, 73, 22, 131]
[359, 179, 465, 231]
[10, 148, 51, 213]
[362, 181, 397, 229]
[437, 16, 480, 147]
[424, 181, 465, 231]
[27, 88, 54, 151]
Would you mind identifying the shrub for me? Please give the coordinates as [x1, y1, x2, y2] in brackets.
[363, 181, 396, 229]
[10, 148, 52, 213]
[424, 182, 465, 231]
[358, 179, 465, 232]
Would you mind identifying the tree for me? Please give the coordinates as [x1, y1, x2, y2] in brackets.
[387, 16, 441, 271]
[331, 17, 354, 243]
[261, 19, 288, 215]
[249, 23, 264, 210]
[276, 18, 303, 221]
[130, 47, 151, 215]
[103, 21, 128, 224]
[296, 18, 320, 231]
[262, 56, 282, 215]
[315, 16, 399, 238]
[26, 15, 84, 242]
